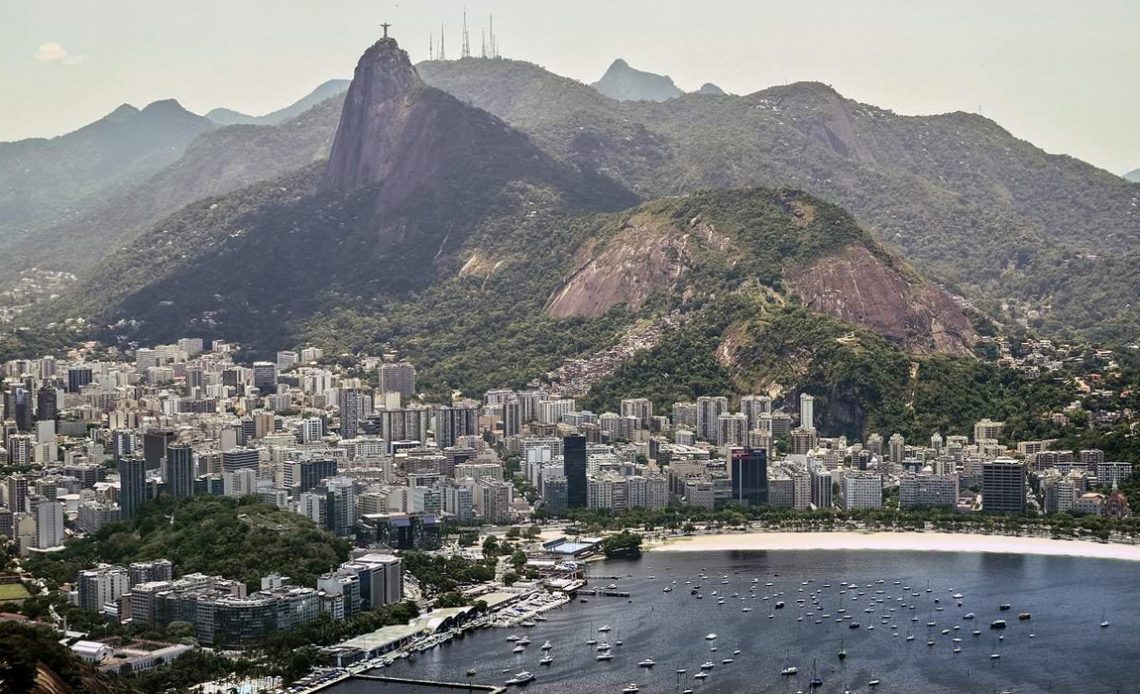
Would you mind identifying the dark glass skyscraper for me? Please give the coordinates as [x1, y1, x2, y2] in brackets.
[730, 447, 769, 507]
[143, 428, 176, 471]
[4, 387, 33, 432]
[35, 384, 58, 422]
[67, 367, 93, 393]
[339, 388, 364, 440]
[564, 435, 587, 508]
[298, 459, 338, 493]
[436, 405, 477, 449]
[165, 442, 195, 499]
[120, 456, 148, 519]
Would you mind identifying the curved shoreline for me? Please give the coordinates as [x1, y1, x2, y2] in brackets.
[647, 530, 1140, 562]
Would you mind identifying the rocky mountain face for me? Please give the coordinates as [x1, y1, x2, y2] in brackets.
[697, 83, 726, 95]
[784, 244, 972, 354]
[1126, 168, 1140, 183]
[592, 59, 683, 101]
[543, 188, 973, 355]
[206, 79, 350, 126]
[0, 100, 214, 246]
[321, 39, 423, 193]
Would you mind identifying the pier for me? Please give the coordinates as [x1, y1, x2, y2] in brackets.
[576, 588, 632, 598]
[352, 674, 505, 692]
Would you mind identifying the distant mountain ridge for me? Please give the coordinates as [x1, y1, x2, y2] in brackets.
[0, 99, 213, 246]
[698, 83, 727, 95]
[1125, 168, 1140, 183]
[206, 79, 350, 126]
[6, 94, 346, 272]
[592, 58, 683, 101]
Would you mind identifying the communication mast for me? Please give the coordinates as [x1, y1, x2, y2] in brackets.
[488, 14, 499, 59]
[461, 10, 471, 58]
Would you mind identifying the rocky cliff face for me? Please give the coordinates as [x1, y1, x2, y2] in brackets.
[785, 245, 974, 354]
[321, 37, 634, 217]
[546, 213, 698, 318]
[544, 189, 974, 355]
[321, 37, 424, 195]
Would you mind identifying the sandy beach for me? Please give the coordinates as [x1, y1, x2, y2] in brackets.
[650, 531, 1140, 562]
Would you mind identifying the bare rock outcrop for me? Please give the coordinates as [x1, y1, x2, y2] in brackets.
[785, 245, 974, 354]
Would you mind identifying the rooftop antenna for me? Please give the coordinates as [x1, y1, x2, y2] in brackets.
[439, 23, 446, 60]
[461, 10, 471, 58]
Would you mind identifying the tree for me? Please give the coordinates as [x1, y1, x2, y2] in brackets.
[435, 592, 469, 608]
[165, 620, 196, 642]
[601, 531, 642, 558]
[503, 571, 519, 586]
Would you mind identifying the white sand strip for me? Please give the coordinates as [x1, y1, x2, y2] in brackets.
[650, 531, 1140, 562]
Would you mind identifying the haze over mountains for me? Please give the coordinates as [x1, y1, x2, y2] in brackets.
[0, 99, 213, 244]
[1, 37, 1137, 424]
[205, 79, 350, 126]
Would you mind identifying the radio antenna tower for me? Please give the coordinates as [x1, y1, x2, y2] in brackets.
[429, 32, 434, 61]
[461, 10, 471, 58]
[439, 23, 446, 60]
[489, 14, 499, 59]
[481, 30, 487, 59]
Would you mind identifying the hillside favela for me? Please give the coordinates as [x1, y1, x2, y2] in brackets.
[0, 3, 1138, 693]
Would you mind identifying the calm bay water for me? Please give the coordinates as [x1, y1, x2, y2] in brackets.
[350, 550, 1140, 693]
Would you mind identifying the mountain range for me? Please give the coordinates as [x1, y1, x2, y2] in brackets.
[0, 100, 213, 247]
[416, 58, 1140, 342]
[1126, 168, 1140, 183]
[3, 39, 1137, 434]
[44, 38, 635, 347]
[205, 79, 350, 126]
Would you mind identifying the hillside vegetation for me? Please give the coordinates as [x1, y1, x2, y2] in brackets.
[28, 496, 350, 590]
[584, 294, 1070, 440]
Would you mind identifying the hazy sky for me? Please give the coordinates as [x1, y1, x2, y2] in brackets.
[4, 0, 1138, 174]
